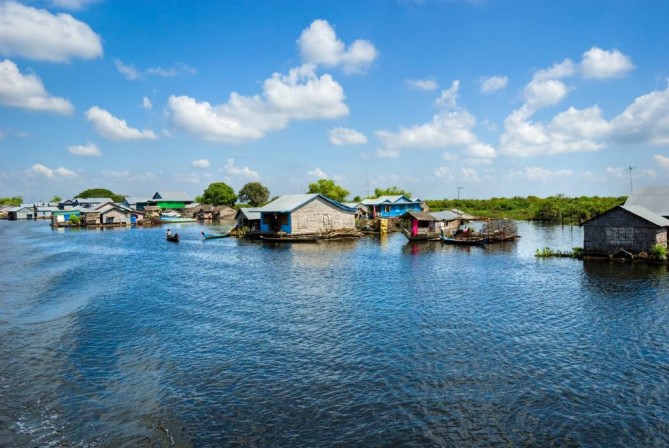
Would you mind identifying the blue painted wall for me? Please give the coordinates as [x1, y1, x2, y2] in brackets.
[260, 213, 292, 233]
[373, 202, 421, 218]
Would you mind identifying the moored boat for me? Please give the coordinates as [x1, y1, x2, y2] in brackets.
[401, 228, 441, 241]
[440, 235, 488, 246]
[201, 231, 231, 239]
[166, 234, 180, 242]
[158, 212, 196, 223]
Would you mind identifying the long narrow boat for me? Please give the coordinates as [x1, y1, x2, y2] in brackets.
[166, 234, 180, 243]
[401, 228, 441, 241]
[201, 231, 231, 240]
[260, 235, 319, 243]
[440, 235, 488, 246]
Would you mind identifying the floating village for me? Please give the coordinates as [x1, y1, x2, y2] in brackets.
[2, 187, 669, 262]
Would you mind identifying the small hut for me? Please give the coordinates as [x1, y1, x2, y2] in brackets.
[581, 205, 669, 255]
[399, 211, 441, 241]
[235, 208, 261, 230]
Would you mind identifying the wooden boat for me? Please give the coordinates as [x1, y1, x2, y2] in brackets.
[440, 235, 488, 246]
[166, 234, 180, 243]
[260, 235, 319, 243]
[201, 231, 231, 240]
[401, 228, 441, 241]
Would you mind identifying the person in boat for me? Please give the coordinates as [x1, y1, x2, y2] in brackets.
[166, 228, 172, 237]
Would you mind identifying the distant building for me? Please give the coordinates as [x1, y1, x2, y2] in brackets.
[257, 194, 356, 235]
[146, 192, 194, 210]
[361, 195, 423, 218]
[7, 205, 34, 220]
[582, 205, 669, 255]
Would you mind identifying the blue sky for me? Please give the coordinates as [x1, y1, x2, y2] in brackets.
[1, 0, 669, 202]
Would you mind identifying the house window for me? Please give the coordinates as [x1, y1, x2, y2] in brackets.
[385, 205, 391, 213]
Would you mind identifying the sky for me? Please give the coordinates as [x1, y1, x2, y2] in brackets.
[1, 0, 669, 202]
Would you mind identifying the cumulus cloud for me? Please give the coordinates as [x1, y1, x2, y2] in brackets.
[168, 64, 348, 142]
[225, 158, 259, 180]
[407, 78, 439, 91]
[191, 159, 210, 169]
[654, 154, 669, 169]
[308, 167, 327, 178]
[442, 152, 458, 161]
[0, 1, 102, 62]
[434, 166, 451, 178]
[581, 47, 634, 79]
[610, 86, 669, 145]
[533, 59, 576, 81]
[142, 96, 152, 110]
[27, 163, 76, 178]
[86, 106, 158, 141]
[523, 79, 569, 111]
[68, 143, 101, 157]
[329, 127, 367, 145]
[0, 59, 73, 113]
[115, 59, 196, 81]
[480, 75, 508, 93]
[297, 19, 377, 74]
[461, 167, 480, 182]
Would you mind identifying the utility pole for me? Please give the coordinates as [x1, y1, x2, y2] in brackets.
[627, 166, 635, 192]
[457, 186, 464, 200]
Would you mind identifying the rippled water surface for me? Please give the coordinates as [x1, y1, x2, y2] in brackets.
[1, 221, 668, 447]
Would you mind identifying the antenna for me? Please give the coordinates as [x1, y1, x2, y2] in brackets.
[627, 166, 635, 192]
[457, 186, 464, 200]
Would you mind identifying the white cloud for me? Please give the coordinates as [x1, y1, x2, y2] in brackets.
[68, 143, 101, 157]
[480, 75, 508, 93]
[115, 59, 196, 81]
[434, 166, 451, 178]
[308, 167, 327, 178]
[168, 64, 348, 142]
[581, 47, 634, 79]
[142, 96, 152, 110]
[0, 59, 74, 114]
[435, 80, 460, 109]
[191, 159, 210, 169]
[533, 59, 576, 81]
[606, 166, 625, 177]
[27, 163, 76, 178]
[654, 154, 669, 169]
[610, 86, 669, 145]
[521, 166, 573, 181]
[0, 2, 102, 62]
[329, 127, 367, 145]
[461, 167, 480, 182]
[225, 158, 259, 180]
[463, 158, 493, 166]
[297, 19, 377, 74]
[407, 78, 439, 91]
[49, 0, 100, 11]
[86, 106, 158, 141]
[465, 142, 496, 158]
[523, 79, 569, 111]
[442, 152, 458, 161]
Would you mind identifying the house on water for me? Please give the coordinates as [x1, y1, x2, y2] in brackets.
[257, 194, 356, 235]
[7, 205, 34, 220]
[146, 192, 194, 210]
[361, 195, 423, 218]
[235, 208, 261, 230]
[581, 204, 669, 255]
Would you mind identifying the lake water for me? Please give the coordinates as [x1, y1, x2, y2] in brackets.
[0, 220, 667, 447]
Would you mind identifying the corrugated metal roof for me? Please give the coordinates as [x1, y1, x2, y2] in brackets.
[431, 210, 461, 221]
[77, 197, 113, 203]
[624, 187, 669, 216]
[258, 194, 356, 213]
[620, 205, 669, 227]
[401, 211, 438, 221]
[236, 208, 261, 220]
[361, 195, 421, 206]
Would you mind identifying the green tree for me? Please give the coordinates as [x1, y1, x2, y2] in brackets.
[238, 182, 270, 207]
[201, 182, 237, 207]
[307, 179, 349, 203]
[50, 195, 62, 203]
[76, 188, 124, 202]
[374, 186, 411, 198]
[0, 196, 22, 206]
[352, 195, 362, 202]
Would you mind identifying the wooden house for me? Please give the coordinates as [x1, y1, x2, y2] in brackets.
[257, 194, 356, 235]
[343, 202, 371, 220]
[400, 211, 441, 241]
[361, 195, 423, 218]
[143, 206, 162, 219]
[430, 210, 468, 236]
[581, 205, 669, 255]
[235, 208, 261, 230]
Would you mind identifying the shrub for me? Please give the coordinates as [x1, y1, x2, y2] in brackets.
[652, 243, 667, 260]
[69, 215, 81, 225]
